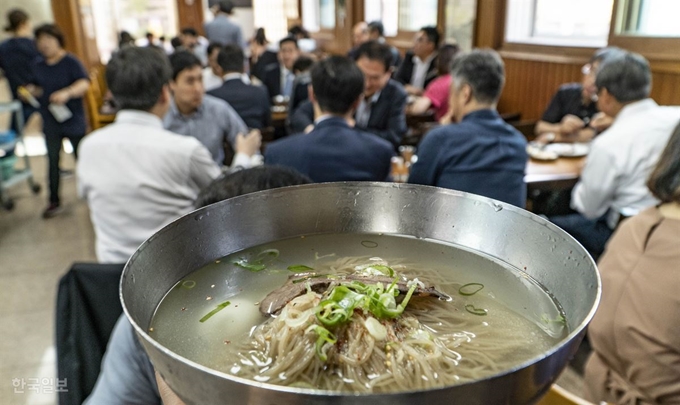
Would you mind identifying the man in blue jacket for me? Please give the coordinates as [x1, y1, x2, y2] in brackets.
[408, 49, 528, 208]
[265, 56, 394, 182]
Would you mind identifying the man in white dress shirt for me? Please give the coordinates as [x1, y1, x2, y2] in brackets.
[394, 26, 440, 96]
[77, 47, 221, 263]
[551, 50, 680, 259]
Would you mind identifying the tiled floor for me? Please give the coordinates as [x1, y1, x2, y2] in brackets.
[0, 150, 96, 405]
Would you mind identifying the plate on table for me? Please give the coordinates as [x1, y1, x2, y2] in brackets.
[543, 143, 590, 157]
[527, 144, 558, 161]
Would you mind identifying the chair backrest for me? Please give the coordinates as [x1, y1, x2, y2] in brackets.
[55, 262, 125, 405]
[536, 384, 596, 405]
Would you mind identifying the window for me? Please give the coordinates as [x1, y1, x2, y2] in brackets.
[319, 0, 335, 29]
[617, 0, 680, 37]
[302, 0, 335, 31]
[444, 0, 476, 51]
[254, 0, 299, 43]
[398, 0, 438, 31]
[364, 0, 398, 37]
[505, 0, 614, 47]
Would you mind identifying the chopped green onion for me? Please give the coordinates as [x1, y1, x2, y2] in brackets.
[369, 265, 394, 277]
[199, 300, 231, 323]
[233, 258, 266, 272]
[541, 314, 567, 326]
[308, 325, 337, 361]
[361, 240, 379, 248]
[181, 280, 196, 289]
[287, 264, 315, 273]
[257, 249, 280, 260]
[458, 283, 484, 296]
[465, 304, 488, 316]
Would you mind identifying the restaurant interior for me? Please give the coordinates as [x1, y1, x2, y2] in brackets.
[0, 0, 680, 405]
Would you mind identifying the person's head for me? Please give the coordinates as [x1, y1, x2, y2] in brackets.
[195, 166, 312, 208]
[448, 49, 505, 122]
[288, 25, 309, 40]
[292, 55, 314, 75]
[119, 31, 135, 48]
[180, 27, 199, 49]
[34, 24, 65, 59]
[367, 21, 384, 40]
[436, 43, 460, 76]
[170, 36, 183, 50]
[146, 32, 154, 41]
[209, 0, 234, 15]
[352, 22, 369, 47]
[647, 121, 680, 204]
[208, 42, 224, 75]
[595, 50, 651, 118]
[253, 27, 268, 46]
[217, 44, 244, 75]
[168, 51, 204, 112]
[4, 9, 30, 34]
[413, 26, 440, 59]
[354, 41, 393, 97]
[278, 36, 300, 71]
[310, 56, 364, 116]
[580, 47, 622, 102]
[106, 46, 173, 115]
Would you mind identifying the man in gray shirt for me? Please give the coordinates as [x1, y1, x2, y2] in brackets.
[163, 51, 261, 167]
[205, 0, 244, 48]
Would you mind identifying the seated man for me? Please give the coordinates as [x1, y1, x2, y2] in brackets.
[535, 48, 618, 143]
[77, 47, 221, 263]
[261, 36, 300, 99]
[367, 20, 401, 68]
[264, 56, 394, 182]
[207, 44, 271, 130]
[346, 22, 369, 60]
[550, 50, 680, 259]
[203, 42, 224, 92]
[83, 166, 312, 405]
[163, 51, 261, 168]
[288, 41, 408, 148]
[394, 26, 440, 96]
[408, 49, 528, 208]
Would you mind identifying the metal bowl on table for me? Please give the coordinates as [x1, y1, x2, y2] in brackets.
[121, 182, 600, 405]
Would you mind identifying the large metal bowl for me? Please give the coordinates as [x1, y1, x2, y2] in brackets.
[121, 182, 600, 405]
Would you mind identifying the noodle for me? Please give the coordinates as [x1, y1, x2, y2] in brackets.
[226, 256, 557, 393]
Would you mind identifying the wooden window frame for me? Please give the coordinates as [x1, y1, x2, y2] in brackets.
[498, 0, 680, 66]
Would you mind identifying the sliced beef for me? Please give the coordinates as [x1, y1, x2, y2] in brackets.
[259, 273, 450, 316]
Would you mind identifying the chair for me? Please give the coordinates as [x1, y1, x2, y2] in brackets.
[537, 384, 597, 405]
[85, 68, 115, 131]
[55, 262, 125, 405]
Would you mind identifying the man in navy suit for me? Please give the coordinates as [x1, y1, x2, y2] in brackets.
[207, 44, 271, 129]
[288, 41, 407, 148]
[265, 56, 394, 183]
[261, 36, 300, 100]
[408, 50, 528, 208]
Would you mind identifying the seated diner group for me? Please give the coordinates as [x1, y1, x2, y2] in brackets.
[2, 4, 679, 404]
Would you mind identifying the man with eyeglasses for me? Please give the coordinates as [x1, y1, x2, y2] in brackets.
[535, 48, 619, 143]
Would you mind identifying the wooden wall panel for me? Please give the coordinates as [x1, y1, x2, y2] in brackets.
[498, 57, 680, 122]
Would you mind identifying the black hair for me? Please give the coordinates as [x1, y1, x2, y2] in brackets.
[217, 44, 244, 73]
[310, 56, 364, 115]
[146, 32, 154, 38]
[450, 49, 505, 104]
[292, 55, 314, 74]
[207, 42, 223, 56]
[181, 27, 198, 36]
[279, 36, 298, 49]
[648, 121, 680, 204]
[354, 40, 393, 72]
[214, 0, 234, 14]
[367, 21, 384, 37]
[34, 24, 65, 48]
[4, 9, 28, 33]
[195, 166, 312, 208]
[253, 27, 267, 45]
[420, 26, 441, 47]
[595, 50, 651, 103]
[118, 31, 135, 48]
[106, 46, 172, 111]
[288, 25, 310, 39]
[170, 36, 183, 49]
[169, 51, 203, 81]
[436, 43, 460, 76]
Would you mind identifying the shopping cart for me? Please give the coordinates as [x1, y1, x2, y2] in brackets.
[0, 101, 41, 210]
